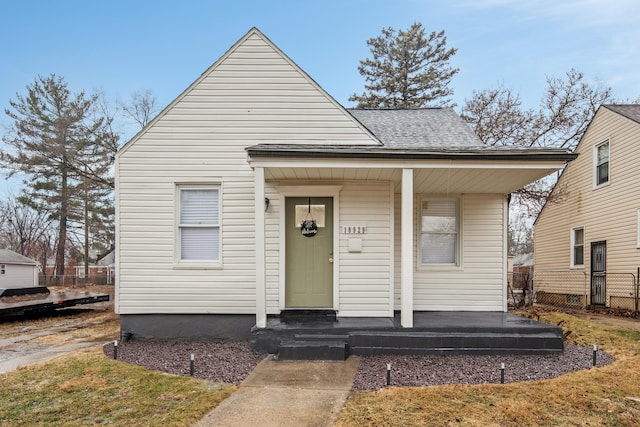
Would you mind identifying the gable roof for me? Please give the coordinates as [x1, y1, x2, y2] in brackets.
[603, 104, 640, 125]
[117, 27, 380, 157]
[0, 249, 37, 265]
[534, 103, 640, 226]
[347, 108, 483, 148]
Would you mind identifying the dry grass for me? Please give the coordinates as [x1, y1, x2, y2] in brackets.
[336, 312, 640, 426]
[0, 305, 234, 426]
[0, 311, 120, 346]
[0, 347, 235, 426]
[29, 312, 120, 345]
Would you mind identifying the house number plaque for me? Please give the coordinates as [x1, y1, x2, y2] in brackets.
[342, 225, 367, 234]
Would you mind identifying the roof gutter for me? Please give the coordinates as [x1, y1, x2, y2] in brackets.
[246, 146, 578, 162]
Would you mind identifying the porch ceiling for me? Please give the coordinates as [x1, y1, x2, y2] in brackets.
[264, 165, 561, 194]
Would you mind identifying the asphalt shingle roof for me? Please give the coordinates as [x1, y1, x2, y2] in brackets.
[347, 108, 483, 149]
[247, 107, 576, 162]
[604, 104, 640, 125]
[0, 249, 38, 265]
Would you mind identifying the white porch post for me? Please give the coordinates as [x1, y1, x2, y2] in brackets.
[254, 167, 266, 328]
[401, 168, 414, 327]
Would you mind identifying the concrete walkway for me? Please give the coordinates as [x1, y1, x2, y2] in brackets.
[194, 356, 359, 427]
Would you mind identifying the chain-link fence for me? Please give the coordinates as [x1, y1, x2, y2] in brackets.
[532, 270, 639, 313]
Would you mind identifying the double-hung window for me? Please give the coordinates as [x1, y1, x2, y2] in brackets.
[178, 185, 220, 263]
[420, 198, 459, 265]
[0, 264, 5, 275]
[595, 140, 609, 187]
[571, 227, 584, 268]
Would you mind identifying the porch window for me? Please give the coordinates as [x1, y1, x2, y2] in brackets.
[571, 227, 584, 268]
[420, 198, 459, 265]
[594, 140, 609, 187]
[177, 185, 220, 262]
[294, 204, 325, 228]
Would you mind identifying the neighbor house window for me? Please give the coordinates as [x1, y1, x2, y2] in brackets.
[0, 264, 5, 275]
[595, 140, 609, 186]
[178, 185, 220, 262]
[420, 198, 459, 265]
[571, 227, 584, 268]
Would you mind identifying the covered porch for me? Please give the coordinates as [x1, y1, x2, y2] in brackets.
[251, 311, 564, 360]
[249, 146, 574, 331]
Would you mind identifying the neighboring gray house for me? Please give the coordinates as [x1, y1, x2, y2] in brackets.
[0, 249, 39, 289]
[115, 28, 575, 339]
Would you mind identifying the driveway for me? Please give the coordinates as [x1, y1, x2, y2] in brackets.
[0, 301, 118, 374]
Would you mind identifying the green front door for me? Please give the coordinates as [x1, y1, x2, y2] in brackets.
[285, 197, 333, 308]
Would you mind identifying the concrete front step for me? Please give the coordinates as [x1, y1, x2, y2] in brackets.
[277, 339, 348, 361]
[275, 330, 562, 360]
[252, 312, 565, 359]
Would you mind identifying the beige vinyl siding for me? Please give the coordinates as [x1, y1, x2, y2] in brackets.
[394, 193, 506, 311]
[116, 31, 379, 314]
[535, 107, 640, 284]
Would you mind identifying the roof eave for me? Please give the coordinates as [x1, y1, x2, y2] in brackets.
[246, 147, 578, 162]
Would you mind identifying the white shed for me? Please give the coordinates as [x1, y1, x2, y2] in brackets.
[0, 249, 39, 289]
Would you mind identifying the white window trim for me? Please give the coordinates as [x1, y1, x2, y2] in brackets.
[570, 226, 585, 269]
[0, 264, 5, 275]
[418, 195, 462, 269]
[174, 183, 222, 269]
[593, 139, 610, 189]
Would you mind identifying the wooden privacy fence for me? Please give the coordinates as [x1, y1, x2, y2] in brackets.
[39, 273, 114, 287]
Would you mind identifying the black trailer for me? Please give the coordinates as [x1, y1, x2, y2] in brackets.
[0, 286, 110, 318]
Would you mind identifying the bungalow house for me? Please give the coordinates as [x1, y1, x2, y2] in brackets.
[115, 28, 574, 355]
[535, 105, 640, 311]
[0, 249, 39, 289]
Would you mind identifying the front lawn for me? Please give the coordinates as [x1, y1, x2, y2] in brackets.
[0, 348, 234, 426]
[336, 312, 640, 426]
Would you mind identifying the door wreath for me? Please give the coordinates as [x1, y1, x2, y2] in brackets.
[300, 197, 318, 237]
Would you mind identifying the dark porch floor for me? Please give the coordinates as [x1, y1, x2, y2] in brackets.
[250, 312, 564, 360]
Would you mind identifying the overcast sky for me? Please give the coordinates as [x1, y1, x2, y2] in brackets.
[1, 0, 639, 197]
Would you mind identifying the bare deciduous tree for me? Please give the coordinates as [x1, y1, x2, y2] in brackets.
[0, 196, 56, 283]
[462, 69, 613, 150]
[461, 69, 615, 255]
[119, 89, 158, 129]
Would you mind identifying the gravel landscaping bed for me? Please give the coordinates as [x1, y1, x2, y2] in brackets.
[103, 341, 613, 390]
[352, 344, 613, 390]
